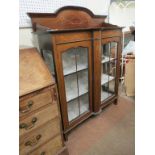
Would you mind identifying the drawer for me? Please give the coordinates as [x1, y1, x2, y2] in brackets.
[20, 103, 58, 136]
[101, 29, 122, 38]
[20, 118, 60, 155]
[28, 135, 63, 155]
[55, 32, 91, 44]
[19, 88, 55, 117]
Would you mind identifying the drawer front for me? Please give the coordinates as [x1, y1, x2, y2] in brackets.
[101, 29, 122, 38]
[55, 32, 91, 44]
[28, 136, 62, 155]
[19, 104, 58, 136]
[20, 118, 60, 155]
[20, 88, 53, 117]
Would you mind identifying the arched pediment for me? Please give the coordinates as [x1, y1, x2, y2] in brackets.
[28, 6, 107, 31]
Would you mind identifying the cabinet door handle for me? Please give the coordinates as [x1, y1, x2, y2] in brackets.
[40, 152, 46, 155]
[25, 134, 42, 147]
[20, 117, 37, 130]
[20, 100, 33, 113]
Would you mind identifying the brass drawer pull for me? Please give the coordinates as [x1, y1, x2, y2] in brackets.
[20, 100, 33, 113]
[20, 117, 37, 130]
[25, 134, 42, 147]
[40, 152, 46, 155]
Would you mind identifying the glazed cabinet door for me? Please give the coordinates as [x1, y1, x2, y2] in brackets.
[94, 37, 121, 112]
[101, 37, 121, 105]
[54, 41, 92, 131]
[101, 40, 118, 102]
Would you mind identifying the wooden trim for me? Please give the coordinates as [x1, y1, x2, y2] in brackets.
[92, 30, 102, 113]
[28, 6, 108, 31]
[101, 29, 122, 39]
[54, 31, 92, 44]
[53, 39, 93, 132]
[19, 85, 52, 101]
[101, 37, 121, 104]
[64, 112, 92, 134]
[28, 6, 107, 18]
[100, 96, 118, 109]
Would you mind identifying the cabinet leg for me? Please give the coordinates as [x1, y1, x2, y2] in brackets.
[113, 98, 118, 105]
[93, 109, 102, 116]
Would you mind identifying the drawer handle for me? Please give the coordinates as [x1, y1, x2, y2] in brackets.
[40, 152, 46, 155]
[25, 134, 42, 147]
[20, 117, 37, 130]
[20, 100, 33, 113]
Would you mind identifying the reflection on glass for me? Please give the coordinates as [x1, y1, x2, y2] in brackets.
[79, 93, 89, 114]
[77, 47, 88, 71]
[42, 50, 55, 76]
[62, 48, 76, 75]
[109, 79, 115, 93]
[101, 42, 117, 102]
[64, 74, 78, 102]
[101, 83, 109, 101]
[62, 47, 90, 122]
[110, 42, 117, 59]
[78, 70, 88, 96]
[67, 99, 79, 121]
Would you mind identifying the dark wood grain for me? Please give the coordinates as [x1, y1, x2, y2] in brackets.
[28, 6, 123, 139]
[19, 48, 68, 153]
[28, 6, 108, 31]
[53, 38, 93, 132]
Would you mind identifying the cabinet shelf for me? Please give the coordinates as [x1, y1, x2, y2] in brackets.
[101, 90, 113, 101]
[101, 56, 115, 63]
[65, 69, 88, 102]
[101, 74, 115, 85]
[68, 93, 89, 121]
[63, 64, 88, 76]
[66, 89, 88, 102]
[64, 67, 88, 76]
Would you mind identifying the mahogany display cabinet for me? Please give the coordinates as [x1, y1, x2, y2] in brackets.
[28, 6, 122, 136]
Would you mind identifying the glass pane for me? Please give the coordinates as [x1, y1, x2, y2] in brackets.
[79, 93, 89, 114]
[109, 79, 115, 94]
[108, 60, 116, 96]
[101, 63, 112, 85]
[76, 47, 88, 71]
[101, 83, 109, 101]
[42, 50, 55, 76]
[62, 48, 76, 75]
[62, 47, 90, 122]
[101, 43, 110, 63]
[64, 74, 78, 102]
[101, 42, 117, 102]
[78, 70, 88, 96]
[110, 42, 117, 59]
[109, 59, 117, 77]
[67, 99, 79, 121]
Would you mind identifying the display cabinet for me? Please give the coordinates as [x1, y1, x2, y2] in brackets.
[28, 6, 122, 136]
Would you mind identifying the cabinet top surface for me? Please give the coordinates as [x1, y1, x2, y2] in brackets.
[19, 48, 55, 97]
[28, 6, 122, 33]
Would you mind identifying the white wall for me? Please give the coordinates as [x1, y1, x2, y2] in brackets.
[19, 0, 135, 48]
[109, 2, 135, 28]
[19, 0, 111, 48]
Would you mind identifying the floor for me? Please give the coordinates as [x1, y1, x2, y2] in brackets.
[66, 85, 135, 155]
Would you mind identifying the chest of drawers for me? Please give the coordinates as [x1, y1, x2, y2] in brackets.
[19, 48, 68, 155]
